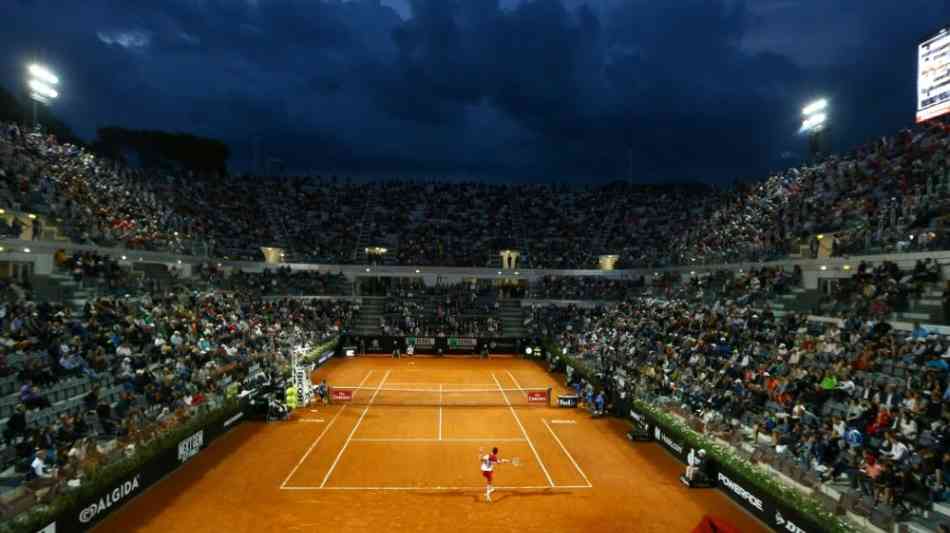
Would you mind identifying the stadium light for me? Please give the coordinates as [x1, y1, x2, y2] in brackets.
[29, 79, 58, 99]
[800, 98, 830, 159]
[800, 98, 829, 133]
[26, 63, 60, 128]
[28, 64, 59, 85]
[800, 112, 826, 133]
[801, 98, 827, 116]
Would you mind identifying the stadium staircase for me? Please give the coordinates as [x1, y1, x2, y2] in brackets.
[31, 273, 96, 311]
[766, 283, 946, 323]
[352, 297, 384, 335]
[132, 263, 176, 290]
[498, 299, 526, 337]
[350, 193, 399, 266]
[765, 286, 822, 317]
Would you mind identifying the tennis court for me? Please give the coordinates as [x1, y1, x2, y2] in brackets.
[279, 363, 591, 492]
[94, 357, 768, 533]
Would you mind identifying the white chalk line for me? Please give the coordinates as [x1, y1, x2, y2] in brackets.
[279, 369, 374, 488]
[320, 369, 392, 487]
[542, 418, 592, 488]
[350, 437, 527, 443]
[492, 372, 554, 487]
[280, 485, 592, 491]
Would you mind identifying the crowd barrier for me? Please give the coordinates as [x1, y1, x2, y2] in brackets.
[23, 398, 252, 533]
[618, 399, 830, 533]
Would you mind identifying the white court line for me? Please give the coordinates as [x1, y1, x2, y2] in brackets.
[334, 383, 498, 388]
[279, 370, 374, 488]
[320, 369, 392, 488]
[542, 419, 592, 488]
[350, 438, 527, 443]
[438, 383, 443, 441]
[506, 370, 528, 398]
[326, 387, 534, 393]
[281, 485, 592, 491]
[491, 372, 554, 487]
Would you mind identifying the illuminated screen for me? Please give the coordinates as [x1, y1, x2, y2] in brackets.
[918, 27, 950, 123]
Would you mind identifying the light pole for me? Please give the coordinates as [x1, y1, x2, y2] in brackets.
[26, 64, 59, 130]
[800, 98, 828, 160]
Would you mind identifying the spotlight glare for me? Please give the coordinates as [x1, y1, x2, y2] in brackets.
[802, 98, 827, 116]
[28, 64, 59, 85]
[28, 79, 58, 99]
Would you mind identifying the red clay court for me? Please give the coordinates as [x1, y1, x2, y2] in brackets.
[94, 357, 767, 533]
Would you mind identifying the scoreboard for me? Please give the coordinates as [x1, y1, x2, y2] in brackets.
[918, 26, 950, 123]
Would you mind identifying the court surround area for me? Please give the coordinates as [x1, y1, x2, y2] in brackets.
[94, 357, 768, 533]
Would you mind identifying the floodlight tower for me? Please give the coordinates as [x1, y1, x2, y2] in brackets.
[800, 98, 829, 160]
[26, 64, 59, 129]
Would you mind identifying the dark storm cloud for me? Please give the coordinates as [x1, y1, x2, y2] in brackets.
[2, 0, 949, 182]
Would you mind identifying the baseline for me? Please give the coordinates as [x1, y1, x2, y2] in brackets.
[280, 485, 593, 491]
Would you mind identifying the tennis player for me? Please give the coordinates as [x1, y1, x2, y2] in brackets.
[480, 447, 509, 502]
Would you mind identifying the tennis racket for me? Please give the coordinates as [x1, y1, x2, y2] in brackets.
[478, 449, 522, 467]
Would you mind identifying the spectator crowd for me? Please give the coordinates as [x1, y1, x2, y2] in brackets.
[0, 280, 354, 514]
[2, 118, 949, 269]
[530, 293, 950, 518]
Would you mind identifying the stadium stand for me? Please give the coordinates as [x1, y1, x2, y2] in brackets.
[0, 113, 949, 531]
[3, 118, 949, 269]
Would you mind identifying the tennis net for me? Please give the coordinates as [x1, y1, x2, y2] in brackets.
[329, 386, 552, 407]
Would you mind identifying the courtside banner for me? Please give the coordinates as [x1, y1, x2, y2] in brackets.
[629, 410, 651, 434]
[50, 401, 249, 532]
[407, 336, 435, 349]
[716, 465, 820, 533]
[628, 404, 826, 533]
[331, 389, 353, 401]
[527, 390, 549, 403]
[557, 394, 579, 408]
[352, 336, 520, 356]
[317, 350, 334, 366]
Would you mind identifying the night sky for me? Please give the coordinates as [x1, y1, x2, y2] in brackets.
[3, 0, 950, 183]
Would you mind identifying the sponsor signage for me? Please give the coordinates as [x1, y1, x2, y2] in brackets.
[557, 394, 579, 408]
[78, 475, 142, 524]
[448, 337, 477, 348]
[629, 410, 651, 433]
[407, 337, 435, 349]
[317, 350, 334, 365]
[353, 336, 520, 356]
[177, 430, 204, 463]
[331, 389, 353, 401]
[718, 472, 764, 512]
[714, 467, 819, 532]
[626, 403, 823, 533]
[223, 412, 244, 428]
[527, 391, 549, 403]
[46, 403, 250, 532]
[775, 511, 808, 533]
[653, 426, 685, 459]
